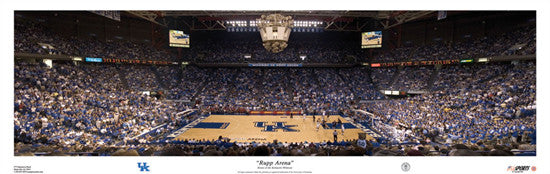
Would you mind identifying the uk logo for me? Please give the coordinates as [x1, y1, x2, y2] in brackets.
[138, 162, 150, 172]
[254, 122, 299, 132]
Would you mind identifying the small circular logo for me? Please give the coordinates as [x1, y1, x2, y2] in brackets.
[401, 162, 410, 172]
[531, 166, 536, 171]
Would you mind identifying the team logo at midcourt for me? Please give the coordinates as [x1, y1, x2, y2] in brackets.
[507, 166, 536, 173]
[254, 122, 299, 132]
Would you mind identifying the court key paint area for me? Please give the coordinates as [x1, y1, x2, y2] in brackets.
[176, 115, 373, 143]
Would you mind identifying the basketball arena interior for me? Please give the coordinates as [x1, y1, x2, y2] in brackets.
[13, 11, 536, 156]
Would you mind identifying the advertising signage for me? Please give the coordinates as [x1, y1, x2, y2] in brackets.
[460, 59, 474, 63]
[103, 58, 174, 65]
[370, 59, 460, 67]
[248, 63, 303, 67]
[85, 57, 103, 62]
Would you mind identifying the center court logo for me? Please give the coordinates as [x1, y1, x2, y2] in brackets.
[254, 122, 299, 132]
[138, 162, 150, 172]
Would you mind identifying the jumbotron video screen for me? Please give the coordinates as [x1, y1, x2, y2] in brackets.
[169, 30, 190, 48]
[361, 31, 382, 48]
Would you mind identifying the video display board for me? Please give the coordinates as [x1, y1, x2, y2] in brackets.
[169, 30, 190, 48]
[361, 31, 382, 48]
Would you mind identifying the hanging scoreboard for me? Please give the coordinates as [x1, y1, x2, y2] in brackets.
[361, 31, 382, 48]
[169, 30, 190, 48]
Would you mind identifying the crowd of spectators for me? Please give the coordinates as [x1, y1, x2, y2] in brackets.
[369, 61, 526, 92]
[186, 32, 363, 63]
[123, 65, 162, 91]
[14, 17, 179, 61]
[14, 19, 57, 54]
[15, 15, 534, 64]
[357, 61, 536, 154]
[155, 65, 207, 101]
[370, 67, 397, 89]
[391, 66, 434, 90]
[291, 68, 354, 112]
[193, 67, 383, 114]
[338, 67, 386, 100]
[15, 16, 365, 63]
[14, 62, 195, 154]
[373, 25, 536, 62]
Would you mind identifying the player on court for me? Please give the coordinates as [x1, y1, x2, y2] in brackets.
[316, 119, 321, 132]
[341, 123, 345, 135]
[333, 130, 338, 142]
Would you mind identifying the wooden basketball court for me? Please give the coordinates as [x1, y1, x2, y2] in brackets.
[175, 115, 373, 143]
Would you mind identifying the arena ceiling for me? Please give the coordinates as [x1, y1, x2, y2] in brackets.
[126, 10, 437, 31]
